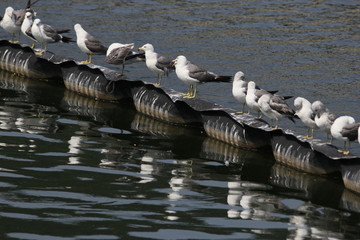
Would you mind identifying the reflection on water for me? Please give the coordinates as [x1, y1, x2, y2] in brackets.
[0, 69, 359, 239]
[1, 0, 360, 238]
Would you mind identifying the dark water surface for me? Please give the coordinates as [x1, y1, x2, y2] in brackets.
[0, 0, 360, 239]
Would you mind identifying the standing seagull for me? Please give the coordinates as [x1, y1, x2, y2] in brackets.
[245, 81, 281, 118]
[294, 97, 317, 139]
[105, 43, 135, 75]
[74, 23, 108, 64]
[311, 100, 337, 144]
[172, 55, 232, 98]
[21, 12, 36, 48]
[330, 116, 360, 155]
[0, 7, 21, 43]
[31, 18, 73, 55]
[232, 71, 248, 114]
[138, 43, 174, 86]
[258, 94, 296, 129]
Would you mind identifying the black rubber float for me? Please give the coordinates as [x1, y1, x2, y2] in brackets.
[1, 40, 360, 194]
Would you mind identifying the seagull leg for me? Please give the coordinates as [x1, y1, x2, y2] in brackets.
[155, 74, 162, 86]
[191, 85, 197, 98]
[182, 85, 191, 97]
[343, 141, 351, 155]
[35, 42, 44, 55]
[121, 63, 125, 75]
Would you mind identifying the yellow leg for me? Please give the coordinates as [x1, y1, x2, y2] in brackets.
[81, 54, 92, 64]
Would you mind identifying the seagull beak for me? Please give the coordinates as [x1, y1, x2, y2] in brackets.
[138, 47, 144, 51]
[171, 59, 177, 67]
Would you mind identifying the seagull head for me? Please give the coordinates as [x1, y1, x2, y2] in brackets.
[25, 12, 33, 20]
[294, 97, 305, 110]
[138, 43, 154, 52]
[5, 7, 14, 17]
[247, 81, 256, 90]
[33, 18, 41, 26]
[233, 71, 245, 82]
[74, 23, 84, 32]
[311, 100, 327, 116]
[171, 55, 187, 67]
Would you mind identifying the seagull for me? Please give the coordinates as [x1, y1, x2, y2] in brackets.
[31, 18, 73, 55]
[245, 81, 282, 118]
[232, 71, 248, 114]
[330, 116, 360, 155]
[311, 100, 337, 143]
[294, 97, 318, 139]
[258, 93, 296, 129]
[74, 23, 108, 64]
[21, 12, 36, 48]
[0, 7, 21, 43]
[138, 43, 174, 86]
[0, 1, 39, 43]
[172, 55, 232, 98]
[105, 43, 135, 75]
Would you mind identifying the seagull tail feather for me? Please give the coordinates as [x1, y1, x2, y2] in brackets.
[61, 36, 75, 43]
[282, 95, 293, 100]
[215, 75, 232, 83]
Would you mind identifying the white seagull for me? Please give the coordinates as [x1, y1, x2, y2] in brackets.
[330, 116, 360, 155]
[138, 43, 174, 86]
[105, 43, 135, 75]
[232, 71, 248, 114]
[0, 7, 21, 43]
[258, 93, 296, 129]
[74, 23, 108, 64]
[172, 55, 232, 98]
[21, 12, 36, 48]
[245, 81, 281, 118]
[294, 97, 318, 139]
[31, 18, 73, 55]
[311, 100, 337, 143]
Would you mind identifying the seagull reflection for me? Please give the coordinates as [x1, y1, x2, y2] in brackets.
[227, 181, 282, 220]
[138, 153, 159, 184]
[288, 203, 345, 240]
[67, 136, 84, 164]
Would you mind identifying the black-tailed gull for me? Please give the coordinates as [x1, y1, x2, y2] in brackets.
[105, 43, 135, 75]
[330, 116, 360, 155]
[172, 55, 232, 98]
[0, 7, 21, 43]
[31, 18, 73, 55]
[138, 43, 174, 86]
[311, 100, 337, 143]
[294, 97, 318, 139]
[74, 23, 108, 64]
[258, 93, 296, 129]
[232, 71, 248, 114]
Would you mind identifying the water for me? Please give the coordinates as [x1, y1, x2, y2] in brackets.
[0, 0, 360, 239]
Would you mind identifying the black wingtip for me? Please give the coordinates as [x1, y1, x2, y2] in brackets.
[61, 36, 75, 43]
[282, 95, 293, 100]
[216, 75, 233, 83]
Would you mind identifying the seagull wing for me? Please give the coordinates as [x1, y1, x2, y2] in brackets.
[42, 24, 61, 41]
[106, 44, 134, 64]
[156, 55, 173, 72]
[85, 34, 107, 54]
[270, 95, 295, 117]
[13, 9, 26, 26]
[341, 123, 360, 141]
[25, 26, 36, 41]
[187, 63, 216, 82]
